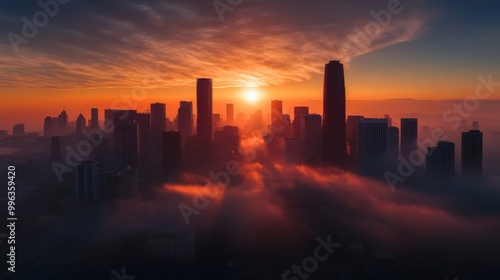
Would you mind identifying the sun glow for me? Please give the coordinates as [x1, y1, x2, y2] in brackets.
[244, 89, 261, 103]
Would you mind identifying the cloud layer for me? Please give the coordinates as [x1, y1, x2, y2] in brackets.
[0, 0, 433, 89]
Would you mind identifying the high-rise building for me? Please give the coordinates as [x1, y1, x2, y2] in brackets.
[226, 104, 234, 125]
[271, 100, 283, 134]
[44, 117, 53, 137]
[426, 141, 455, 181]
[178, 101, 193, 151]
[136, 113, 151, 165]
[74, 161, 100, 204]
[462, 130, 483, 178]
[197, 78, 213, 163]
[284, 137, 300, 164]
[121, 123, 139, 168]
[301, 114, 322, 164]
[401, 118, 418, 160]
[58, 110, 68, 135]
[90, 108, 99, 130]
[151, 103, 166, 144]
[162, 131, 182, 179]
[76, 113, 86, 135]
[387, 126, 400, 171]
[13, 123, 25, 136]
[282, 114, 292, 137]
[214, 126, 240, 162]
[293, 106, 309, 138]
[346, 115, 364, 169]
[323, 61, 347, 167]
[358, 118, 388, 177]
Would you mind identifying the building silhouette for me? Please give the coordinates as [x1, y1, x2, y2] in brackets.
[74, 161, 100, 204]
[226, 103, 234, 125]
[58, 110, 68, 135]
[401, 118, 418, 160]
[44, 117, 53, 137]
[462, 130, 483, 178]
[293, 106, 309, 138]
[346, 115, 364, 169]
[271, 100, 284, 134]
[76, 113, 86, 136]
[151, 103, 166, 146]
[136, 112, 151, 165]
[387, 125, 400, 172]
[162, 131, 182, 180]
[323, 60, 347, 167]
[214, 126, 240, 162]
[426, 141, 455, 181]
[13, 123, 25, 136]
[178, 101, 193, 152]
[196, 78, 213, 164]
[90, 108, 99, 130]
[121, 123, 139, 168]
[284, 137, 300, 164]
[358, 118, 388, 177]
[301, 114, 322, 164]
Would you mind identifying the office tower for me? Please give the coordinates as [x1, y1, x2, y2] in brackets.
[50, 136, 62, 162]
[213, 114, 221, 133]
[162, 131, 182, 179]
[136, 113, 151, 165]
[271, 100, 283, 133]
[346, 115, 364, 169]
[13, 123, 25, 136]
[462, 130, 483, 178]
[401, 118, 418, 160]
[151, 103, 166, 144]
[358, 119, 388, 177]
[472, 121, 480, 130]
[226, 104, 234, 125]
[387, 126, 400, 171]
[58, 109, 68, 135]
[253, 109, 263, 130]
[44, 116, 53, 137]
[76, 113, 86, 135]
[74, 161, 100, 204]
[300, 114, 322, 164]
[178, 101, 193, 151]
[282, 114, 292, 137]
[426, 141, 455, 181]
[214, 126, 240, 162]
[323, 60, 347, 167]
[284, 137, 300, 164]
[293, 106, 309, 138]
[90, 108, 99, 130]
[121, 123, 139, 168]
[197, 78, 213, 149]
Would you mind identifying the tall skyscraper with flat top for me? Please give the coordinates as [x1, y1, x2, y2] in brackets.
[401, 118, 418, 160]
[293, 106, 309, 138]
[151, 103, 166, 145]
[462, 130, 483, 178]
[197, 78, 213, 163]
[90, 108, 99, 130]
[178, 101, 193, 151]
[323, 60, 346, 167]
[426, 141, 455, 181]
[358, 118, 388, 177]
[226, 103, 234, 125]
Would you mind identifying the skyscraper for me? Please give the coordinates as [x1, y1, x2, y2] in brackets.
[271, 100, 283, 134]
[44, 117, 53, 137]
[300, 114, 322, 164]
[358, 118, 388, 177]
[151, 103, 166, 145]
[323, 60, 346, 167]
[226, 103, 234, 125]
[58, 110, 68, 135]
[426, 141, 455, 181]
[462, 130, 483, 178]
[387, 125, 400, 171]
[121, 123, 139, 168]
[401, 118, 418, 160]
[90, 108, 99, 130]
[136, 113, 151, 165]
[284, 137, 301, 164]
[197, 78, 213, 163]
[76, 113, 86, 136]
[162, 131, 182, 180]
[346, 115, 364, 169]
[293, 106, 309, 138]
[178, 101, 193, 151]
[74, 161, 100, 204]
[12, 123, 25, 136]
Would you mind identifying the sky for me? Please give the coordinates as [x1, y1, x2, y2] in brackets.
[1, 0, 500, 131]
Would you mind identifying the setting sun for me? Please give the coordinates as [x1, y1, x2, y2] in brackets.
[244, 89, 261, 103]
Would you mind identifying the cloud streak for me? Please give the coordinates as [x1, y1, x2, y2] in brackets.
[0, 0, 434, 89]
